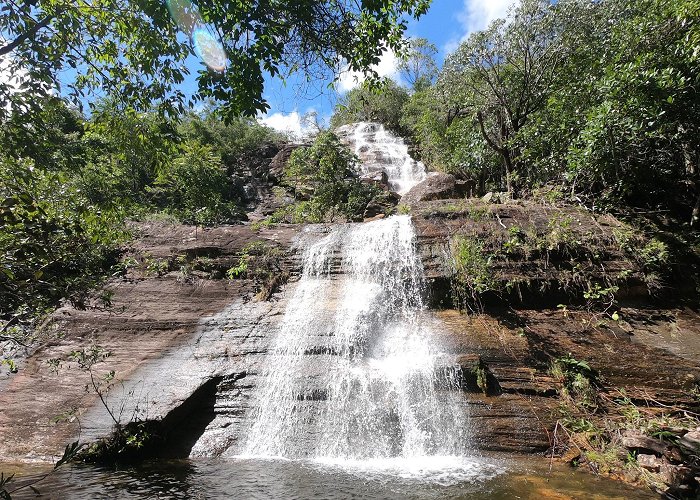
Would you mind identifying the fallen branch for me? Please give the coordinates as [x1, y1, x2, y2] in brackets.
[0, 335, 28, 347]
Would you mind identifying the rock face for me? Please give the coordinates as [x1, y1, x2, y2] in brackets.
[1, 188, 699, 490]
[0, 222, 302, 461]
[402, 173, 458, 204]
[363, 190, 401, 219]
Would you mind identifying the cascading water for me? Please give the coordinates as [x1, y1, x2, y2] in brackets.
[337, 122, 427, 195]
[232, 122, 490, 480]
[238, 216, 469, 461]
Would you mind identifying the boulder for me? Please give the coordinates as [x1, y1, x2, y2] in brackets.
[637, 453, 663, 472]
[659, 462, 694, 488]
[363, 191, 401, 219]
[269, 144, 307, 183]
[402, 173, 458, 204]
[481, 191, 511, 204]
[679, 429, 700, 455]
[621, 430, 683, 461]
[360, 170, 390, 191]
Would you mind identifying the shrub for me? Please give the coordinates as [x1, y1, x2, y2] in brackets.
[150, 141, 242, 225]
[276, 132, 377, 223]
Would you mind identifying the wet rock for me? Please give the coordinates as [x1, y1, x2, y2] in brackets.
[269, 144, 306, 183]
[360, 170, 390, 191]
[455, 354, 502, 396]
[335, 122, 426, 195]
[402, 173, 457, 204]
[0, 222, 302, 462]
[679, 429, 700, 454]
[363, 191, 400, 219]
[637, 453, 662, 472]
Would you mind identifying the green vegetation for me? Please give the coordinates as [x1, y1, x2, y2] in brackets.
[0, 99, 282, 335]
[330, 79, 410, 134]
[449, 235, 494, 310]
[227, 241, 288, 301]
[265, 132, 380, 224]
[1, 0, 430, 119]
[330, 0, 700, 226]
[551, 356, 700, 494]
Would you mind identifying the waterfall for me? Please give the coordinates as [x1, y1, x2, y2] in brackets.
[336, 122, 427, 195]
[229, 122, 476, 472]
[238, 215, 469, 460]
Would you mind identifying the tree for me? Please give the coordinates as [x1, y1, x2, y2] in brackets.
[281, 131, 376, 222]
[0, 0, 431, 120]
[330, 79, 410, 133]
[440, 0, 569, 194]
[398, 37, 439, 91]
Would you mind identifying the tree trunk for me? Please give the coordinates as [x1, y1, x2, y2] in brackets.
[504, 152, 514, 195]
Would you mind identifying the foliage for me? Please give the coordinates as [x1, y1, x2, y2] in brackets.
[0, 156, 123, 321]
[226, 241, 288, 300]
[397, 37, 439, 91]
[72, 101, 177, 213]
[438, 0, 568, 194]
[274, 132, 378, 223]
[551, 354, 599, 410]
[330, 79, 410, 133]
[150, 141, 242, 225]
[0, 0, 430, 120]
[449, 235, 494, 310]
[178, 111, 286, 172]
[359, 0, 700, 225]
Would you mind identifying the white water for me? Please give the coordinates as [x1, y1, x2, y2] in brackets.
[343, 122, 427, 195]
[231, 123, 491, 481]
[238, 216, 470, 464]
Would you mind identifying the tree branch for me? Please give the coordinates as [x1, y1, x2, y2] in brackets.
[0, 13, 57, 57]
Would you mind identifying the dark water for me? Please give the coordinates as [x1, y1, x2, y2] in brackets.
[4, 456, 654, 499]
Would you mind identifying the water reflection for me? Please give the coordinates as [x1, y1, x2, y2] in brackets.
[6, 457, 653, 500]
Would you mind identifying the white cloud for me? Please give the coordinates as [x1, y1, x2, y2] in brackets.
[459, 0, 517, 33]
[445, 0, 520, 54]
[337, 48, 400, 93]
[259, 110, 314, 140]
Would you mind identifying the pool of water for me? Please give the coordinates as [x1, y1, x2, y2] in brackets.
[3, 455, 653, 499]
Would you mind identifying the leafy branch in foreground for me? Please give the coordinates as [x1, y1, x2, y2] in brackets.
[0, 441, 84, 500]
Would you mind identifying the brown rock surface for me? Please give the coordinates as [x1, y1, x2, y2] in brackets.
[0, 222, 301, 462]
[1, 199, 699, 469]
[402, 173, 458, 204]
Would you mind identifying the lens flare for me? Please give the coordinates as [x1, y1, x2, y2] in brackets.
[193, 28, 227, 72]
[165, 0, 227, 72]
[165, 0, 200, 35]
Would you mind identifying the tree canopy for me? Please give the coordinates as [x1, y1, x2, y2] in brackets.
[0, 0, 431, 120]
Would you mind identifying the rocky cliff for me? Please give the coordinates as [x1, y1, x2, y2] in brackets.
[1, 124, 699, 496]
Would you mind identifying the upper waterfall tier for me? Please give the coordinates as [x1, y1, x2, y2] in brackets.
[335, 122, 427, 195]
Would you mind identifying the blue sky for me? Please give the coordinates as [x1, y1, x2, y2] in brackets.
[256, 0, 517, 136]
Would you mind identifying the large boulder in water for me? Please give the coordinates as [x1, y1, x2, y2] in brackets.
[401, 172, 458, 204]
